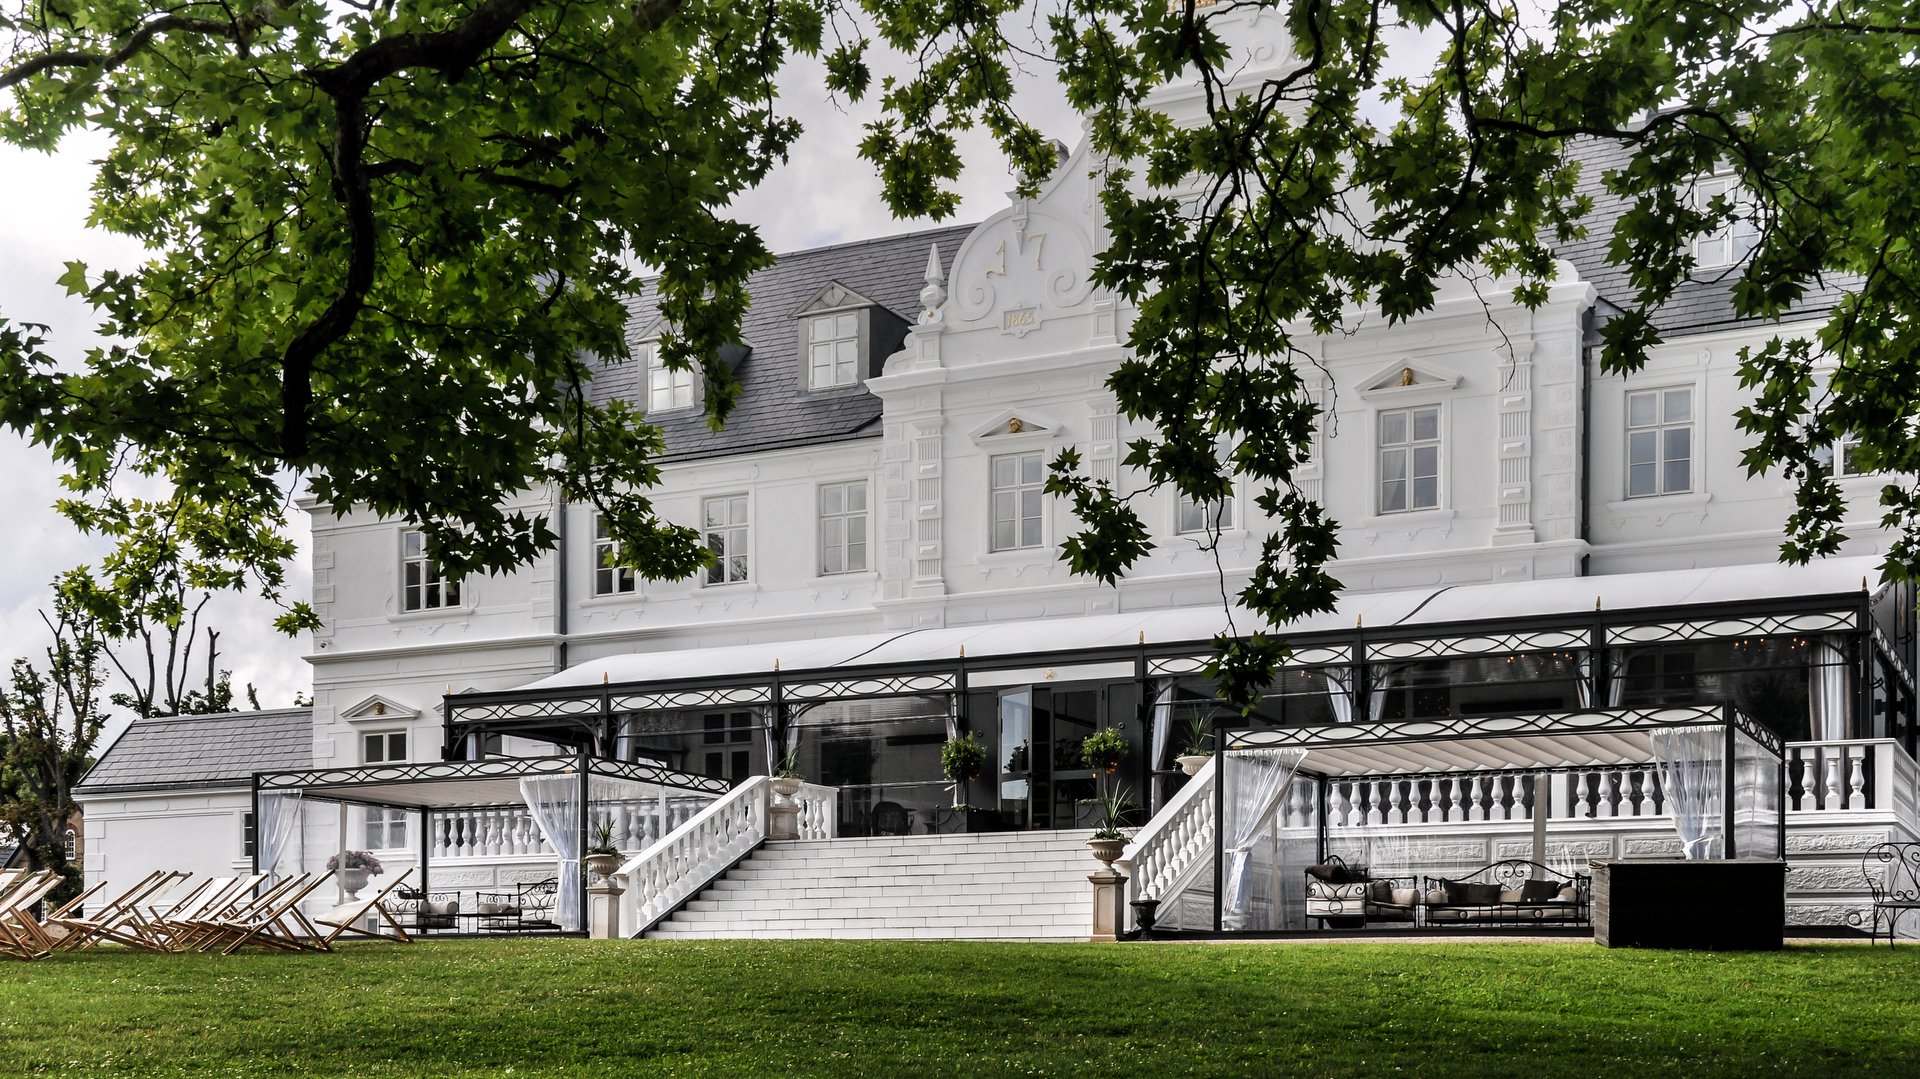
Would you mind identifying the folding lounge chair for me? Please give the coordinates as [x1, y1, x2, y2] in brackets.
[304, 870, 417, 949]
[148, 876, 262, 952]
[48, 871, 191, 952]
[207, 873, 337, 954]
[178, 873, 312, 953]
[0, 873, 64, 959]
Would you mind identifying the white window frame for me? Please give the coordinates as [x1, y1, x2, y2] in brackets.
[1176, 491, 1236, 535]
[1690, 173, 1758, 270]
[400, 531, 461, 612]
[364, 808, 407, 851]
[642, 340, 695, 413]
[817, 481, 869, 575]
[989, 451, 1047, 552]
[362, 730, 408, 765]
[1835, 433, 1871, 478]
[1377, 405, 1442, 514]
[703, 494, 751, 585]
[592, 513, 636, 596]
[1625, 386, 1694, 499]
[806, 311, 862, 389]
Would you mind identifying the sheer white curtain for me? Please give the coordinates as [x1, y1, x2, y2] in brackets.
[1221, 747, 1308, 929]
[1149, 680, 1174, 809]
[1652, 728, 1725, 860]
[1810, 639, 1850, 741]
[1323, 668, 1354, 723]
[1575, 652, 1627, 709]
[256, 791, 303, 883]
[520, 775, 585, 930]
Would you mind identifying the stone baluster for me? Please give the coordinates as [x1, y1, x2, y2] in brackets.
[1466, 775, 1486, 822]
[1824, 747, 1844, 812]
[1393, 781, 1411, 826]
[1365, 780, 1385, 826]
[1572, 771, 1592, 819]
[1594, 771, 1616, 818]
[1850, 744, 1870, 810]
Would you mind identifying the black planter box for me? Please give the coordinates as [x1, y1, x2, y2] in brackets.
[1592, 859, 1787, 950]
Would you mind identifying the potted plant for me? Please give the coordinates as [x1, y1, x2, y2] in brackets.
[1082, 726, 1130, 775]
[1086, 784, 1136, 865]
[583, 821, 623, 883]
[1176, 712, 1214, 775]
[941, 731, 987, 805]
[326, 850, 384, 898]
[770, 748, 804, 798]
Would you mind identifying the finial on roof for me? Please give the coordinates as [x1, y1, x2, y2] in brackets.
[1139, 631, 1146, 645]
[601, 671, 609, 684]
[1596, 596, 1603, 611]
[1355, 615, 1363, 628]
[774, 659, 781, 672]
[919, 244, 947, 324]
[959, 645, 966, 658]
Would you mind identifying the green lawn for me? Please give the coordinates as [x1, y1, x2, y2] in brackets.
[0, 939, 1913, 1077]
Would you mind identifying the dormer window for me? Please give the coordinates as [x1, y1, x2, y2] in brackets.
[642, 341, 694, 413]
[808, 313, 861, 388]
[794, 282, 890, 392]
[1689, 172, 1757, 270]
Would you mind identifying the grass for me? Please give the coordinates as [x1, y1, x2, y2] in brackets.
[0, 939, 1915, 1077]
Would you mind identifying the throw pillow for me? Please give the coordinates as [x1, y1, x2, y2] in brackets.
[1463, 882, 1502, 906]
[1369, 879, 1395, 903]
[1441, 878, 1473, 905]
[1520, 878, 1561, 903]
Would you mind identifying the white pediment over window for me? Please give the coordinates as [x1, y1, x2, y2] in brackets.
[969, 409, 1060, 445]
[340, 694, 418, 724]
[1357, 360, 1462, 399]
[794, 281, 878, 316]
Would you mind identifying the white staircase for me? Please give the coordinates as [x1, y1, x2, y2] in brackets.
[643, 831, 1097, 941]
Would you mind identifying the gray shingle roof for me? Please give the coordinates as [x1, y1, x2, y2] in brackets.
[1558, 138, 1849, 338]
[587, 222, 977, 461]
[77, 708, 312, 793]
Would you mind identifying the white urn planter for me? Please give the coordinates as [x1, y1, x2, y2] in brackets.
[769, 776, 803, 799]
[339, 868, 370, 899]
[584, 852, 623, 884]
[1177, 754, 1210, 776]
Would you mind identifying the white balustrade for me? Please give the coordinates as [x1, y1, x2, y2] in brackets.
[1117, 757, 1216, 928]
[1786, 739, 1920, 819]
[620, 777, 830, 935]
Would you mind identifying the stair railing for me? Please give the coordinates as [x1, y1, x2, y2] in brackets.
[618, 776, 771, 936]
[1115, 756, 1216, 933]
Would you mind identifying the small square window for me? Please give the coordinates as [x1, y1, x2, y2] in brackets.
[363, 731, 408, 764]
[1176, 493, 1236, 534]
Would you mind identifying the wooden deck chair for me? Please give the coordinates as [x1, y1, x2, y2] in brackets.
[0, 874, 68, 959]
[48, 871, 190, 952]
[303, 869, 417, 950]
[178, 873, 311, 952]
[211, 873, 337, 954]
[147, 876, 247, 952]
[27, 877, 111, 953]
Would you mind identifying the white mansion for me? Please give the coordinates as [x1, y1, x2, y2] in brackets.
[77, 7, 1914, 939]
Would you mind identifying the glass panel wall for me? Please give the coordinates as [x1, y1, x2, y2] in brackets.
[615, 708, 768, 783]
[1373, 652, 1585, 721]
[1616, 637, 1845, 742]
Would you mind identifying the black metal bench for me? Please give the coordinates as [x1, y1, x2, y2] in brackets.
[1303, 855, 1417, 928]
[1863, 842, 1920, 946]
[1421, 860, 1590, 927]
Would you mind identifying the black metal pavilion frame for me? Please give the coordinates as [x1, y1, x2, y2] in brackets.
[438, 584, 1912, 766]
[250, 754, 731, 936]
[1206, 701, 1789, 933]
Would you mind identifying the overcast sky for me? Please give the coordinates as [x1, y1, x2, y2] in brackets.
[0, 45, 1081, 718]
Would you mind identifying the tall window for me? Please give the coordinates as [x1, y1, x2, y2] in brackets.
[1690, 173, 1758, 270]
[702, 712, 754, 782]
[703, 495, 750, 584]
[990, 452, 1045, 551]
[818, 481, 869, 575]
[1378, 406, 1441, 513]
[642, 341, 694, 412]
[1176, 492, 1235, 534]
[401, 531, 461, 611]
[1626, 387, 1693, 498]
[1832, 433, 1870, 477]
[592, 514, 636, 596]
[807, 312, 860, 388]
[365, 808, 407, 850]
[363, 730, 407, 764]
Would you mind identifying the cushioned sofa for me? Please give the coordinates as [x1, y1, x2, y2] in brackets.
[1421, 861, 1589, 926]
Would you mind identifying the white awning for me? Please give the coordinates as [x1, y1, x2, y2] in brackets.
[520, 555, 1881, 692]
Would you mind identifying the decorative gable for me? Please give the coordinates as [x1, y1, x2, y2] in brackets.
[969, 409, 1059, 445]
[1357, 360, 1461, 399]
[340, 694, 418, 724]
[793, 281, 879, 316]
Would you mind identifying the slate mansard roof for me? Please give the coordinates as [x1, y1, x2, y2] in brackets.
[586, 222, 977, 462]
[76, 708, 313, 795]
[1559, 137, 1849, 339]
